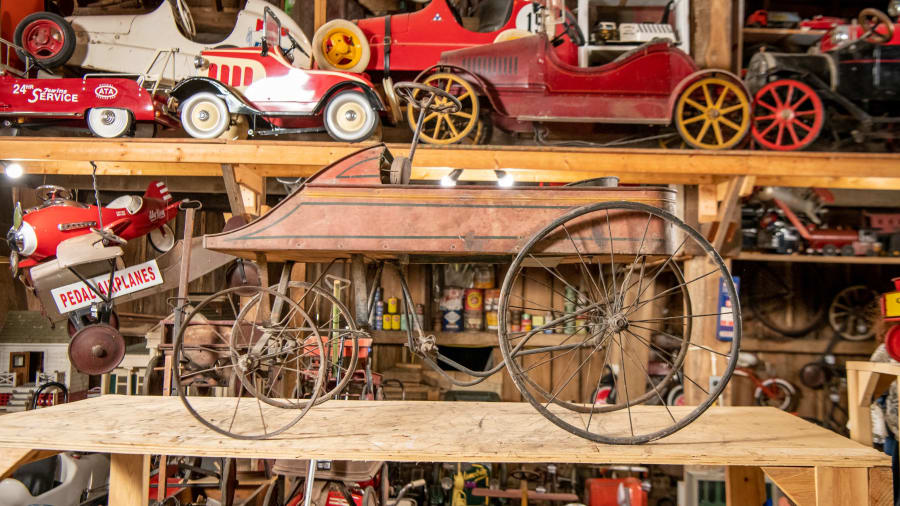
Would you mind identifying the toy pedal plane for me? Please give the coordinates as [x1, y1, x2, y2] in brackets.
[7, 184, 232, 376]
[0, 38, 179, 137]
[173, 83, 742, 445]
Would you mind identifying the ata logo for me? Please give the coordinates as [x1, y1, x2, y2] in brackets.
[94, 84, 118, 100]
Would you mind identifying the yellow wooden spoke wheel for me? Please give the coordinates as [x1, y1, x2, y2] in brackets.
[674, 77, 750, 150]
[312, 19, 371, 73]
[407, 73, 479, 145]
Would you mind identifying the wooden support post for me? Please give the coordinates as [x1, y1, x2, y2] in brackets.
[314, 0, 327, 31]
[725, 466, 766, 506]
[814, 467, 869, 506]
[110, 453, 151, 506]
[869, 467, 893, 506]
[683, 257, 732, 405]
[711, 176, 745, 252]
[691, 0, 734, 71]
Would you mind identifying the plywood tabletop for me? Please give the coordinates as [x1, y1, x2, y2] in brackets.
[0, 397, 887, 468]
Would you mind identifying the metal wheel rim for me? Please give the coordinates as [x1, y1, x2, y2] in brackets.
[406, 72, 479, 144]
[752, 79, 824, 151]
[175, 286, 326, 439]
[675, 77, 750, 150]
[498, 201, 741, 444]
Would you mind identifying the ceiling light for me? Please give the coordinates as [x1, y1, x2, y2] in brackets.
[440, 169, 462, 187]
[495, 170, 514, 188]
[4, 162, 23, 179]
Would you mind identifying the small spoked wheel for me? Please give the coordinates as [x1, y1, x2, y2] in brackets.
[175, 286, 326, 439]
[402, 73, 478, 144]
[674, 76, 750, 150]
[752, 79, 824, 151]
[271, 281, 361, 403]
[498, 201, 740, 444]
[828, 285, 879, 341]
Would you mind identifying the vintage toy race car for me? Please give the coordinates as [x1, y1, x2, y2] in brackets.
[746, 7, 900, 150]
[14, 0, 310, 81]
[169, 22, 385, 142]
[411, 34, 750, 148]
[0, 40, 179, 137]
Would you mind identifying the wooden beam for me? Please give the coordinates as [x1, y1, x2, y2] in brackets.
[109, 453, 150, 506]
[869, 467, 893, 506]
[711, 176, 745, 251]
[221, 163, 246, 217]
[814, 467, 869, 506]
[692, 0, 734, 70]
[762, 467, 815, 506]
[725, 466, 766, 506]
[2, 138, 900, 190]
[0, 448, 59, 479]
[314, 0, 327, 31]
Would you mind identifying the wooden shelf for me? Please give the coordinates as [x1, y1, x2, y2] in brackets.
[742, 27, 826, 46]
[2, 137, 900, 189]
[741, 337, 877, 356]
[736, 252, 900, 265]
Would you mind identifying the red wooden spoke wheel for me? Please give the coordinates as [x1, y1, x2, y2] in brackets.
[751, 79, 824, 151]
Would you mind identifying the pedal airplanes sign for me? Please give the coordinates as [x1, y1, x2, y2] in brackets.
[51, 259, 163, 313]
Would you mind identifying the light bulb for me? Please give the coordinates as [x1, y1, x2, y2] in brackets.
[5, 162, 23, 179]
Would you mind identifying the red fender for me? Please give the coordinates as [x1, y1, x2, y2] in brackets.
[413, 64, 509, 117]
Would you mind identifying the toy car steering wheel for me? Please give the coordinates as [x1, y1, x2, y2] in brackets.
[35, 185, 72, 202]
[859, 8, 894, 44]
[392, 82, 462, 115]
[173, 0, 197, 39]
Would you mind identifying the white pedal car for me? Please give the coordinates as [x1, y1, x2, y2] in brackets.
[15, 0, 310, 81]
[0, 452, 110, 506]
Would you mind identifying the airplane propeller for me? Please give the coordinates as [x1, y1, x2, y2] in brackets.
[8, 203, 23, 276]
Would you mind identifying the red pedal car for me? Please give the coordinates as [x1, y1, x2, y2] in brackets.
[169, 17, 384, 142]
[0, 40, 179, 137]
[417, 34, 751, 149]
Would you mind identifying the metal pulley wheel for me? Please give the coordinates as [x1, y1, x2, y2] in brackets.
[68, 323, 126, 374]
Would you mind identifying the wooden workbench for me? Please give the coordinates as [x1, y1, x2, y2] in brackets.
[0, 396, 890, 505]
[2, 137, 900, 189]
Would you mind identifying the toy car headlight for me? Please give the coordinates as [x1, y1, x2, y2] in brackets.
[193, 56, 209, 69]
[889, 1, 900, 18]
[829, 26, 850, 46]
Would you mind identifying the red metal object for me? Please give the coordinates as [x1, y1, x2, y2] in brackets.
[68, 323, 126, 375]
[751, 79, 824, 151]
[800, 16, 846, 31]
[12, 181, 181, 268]
[431, 35, 723, 131]
[352, 0, 578, 73]
[771, 198, 863, 254]
[0, 72, 178, 132]
[885, 325, 900, 361]
[203, 145, 676, 261]
[20, 18, 65, 58]
[586, 477, 647, 506]
[0, 0, 44, 69]
[746, 10, 769, 28]
[865, 212, 900, 234]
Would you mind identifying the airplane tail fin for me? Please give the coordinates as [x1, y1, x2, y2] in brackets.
[144, 181, 172, 202]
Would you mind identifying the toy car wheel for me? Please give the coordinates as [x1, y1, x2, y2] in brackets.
[313, 20, 371, 73]
[828, 285, 879, 341]
[751, 79, 824, 151]
[149, 223, 176, 253]
[87, 108, 133, 138]
[180, 92, 230, 139]
[324, 90, 379, 142]
[406, 73, 480, 145]
[674, 76, 750, 150]
[14, 12, 76, 68]
[754, 378, 796, 411]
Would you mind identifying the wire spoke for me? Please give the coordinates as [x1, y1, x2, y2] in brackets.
[630, 323, 731, 358]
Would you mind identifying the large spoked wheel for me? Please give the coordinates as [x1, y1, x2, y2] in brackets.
[323, 90, 380, 142]
[744, 263, 826, 337]
[498, 201, 740, 444]
[14, 12, 76, 68]
[406, 73, 479, 145]
[272, 281, 361, 404]
[312, 19, 371, 73]
[674, 76, 750, 150]
[175, 286, 326, 439]
[752, 79, 824, 151]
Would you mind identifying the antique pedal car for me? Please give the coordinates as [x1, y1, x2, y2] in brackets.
[0, 39, 179, 137]
[746, 8, 900, 150]
[14, 0, 311, 79]
[172, 83, 741, 445]
[408, 34, 751, 148]
[169, 12, 385, 142]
